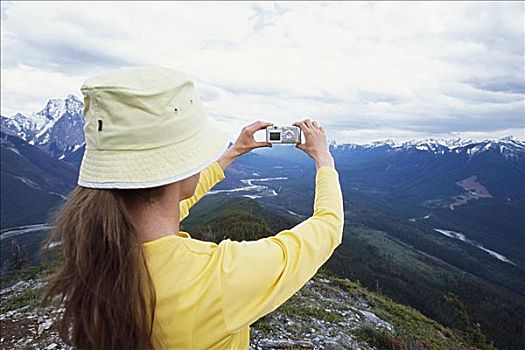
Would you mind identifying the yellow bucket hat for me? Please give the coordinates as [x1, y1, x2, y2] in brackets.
[77, 66, 230, 189]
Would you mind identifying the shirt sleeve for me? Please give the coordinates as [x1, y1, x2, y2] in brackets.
[179, 161, 225, 222]
[217, 166, 344, 333]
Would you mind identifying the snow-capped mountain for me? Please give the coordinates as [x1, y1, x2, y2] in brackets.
[0, 113, 41, 141]
[1, 93, 524, 163]
[1, 94, 85, 160]
[330, 136, 525, 160]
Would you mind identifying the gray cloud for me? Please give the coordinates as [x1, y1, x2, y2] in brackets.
[399, 112, 524, 134]
[468, 76, 525, 94]
[213, 82, 283, 98]
[357, 91, 407, 104]
[1, 1, 146, 75]
[1, 31, 140, 75]
[205, 81, 348, 105]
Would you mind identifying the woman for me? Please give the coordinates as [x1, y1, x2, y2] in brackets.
[40, 66, 344, 349]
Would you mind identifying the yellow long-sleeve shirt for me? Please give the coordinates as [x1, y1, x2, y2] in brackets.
[142, 161, 344, 349]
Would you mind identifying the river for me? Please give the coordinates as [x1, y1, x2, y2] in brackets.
[433, 228, 516, 265]
[208, 176, 288, 199]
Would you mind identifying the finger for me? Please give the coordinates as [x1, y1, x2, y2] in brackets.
[294, 119, 311, 128]
[304, 119, 313, 128]
[295, 142, 305, 150]
[242, 121, 261, 133]
[254, 121, 274, 131]
[312, 120, 320, 129]
[247, 120, 273, 133]
[320, 126, 326, 134]
[253, 141, 272, 148]
[293, 120, 308, 133]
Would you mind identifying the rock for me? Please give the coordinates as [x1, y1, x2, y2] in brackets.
[43, 318, 54, 330]
[258, 339, 315, 349]
[0, 281, 30, 296]
[359, 310, 394, 332]
[323, 341, 344, 350]
[0, 274, 388, 350]
[5, 310, 17, 318]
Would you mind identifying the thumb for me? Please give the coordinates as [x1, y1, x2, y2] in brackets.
[254, 141, 272, 148]
[296, 142, 306, 151]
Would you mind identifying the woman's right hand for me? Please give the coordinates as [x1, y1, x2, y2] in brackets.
[218, 121, 273, 171]
[293, 119, 335, 169]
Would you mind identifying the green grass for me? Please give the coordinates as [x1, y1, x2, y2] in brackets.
[278, 296, 342, 323]
[254, 315, 274, 334]
[354, 324, 405, 350]
[334, 277, 485, 350]
[1, 265, 48, 289]
[327, 223, 524, 349]
[0, 287, 43, 313]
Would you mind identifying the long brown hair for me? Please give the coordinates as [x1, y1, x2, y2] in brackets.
[40, 185, 166, 350]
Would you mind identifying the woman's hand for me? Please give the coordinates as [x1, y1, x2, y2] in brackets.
[217, 121, 273, 171]
[293, 119, 335, 169]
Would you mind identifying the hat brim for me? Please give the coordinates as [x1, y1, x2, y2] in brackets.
[78, 120, 231, 189]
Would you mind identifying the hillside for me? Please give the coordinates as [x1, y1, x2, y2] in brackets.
[0, 200, 490, 350]
[0, 132, 77, 229]
[228, 145, 525, 349]
[183, 196, 525, 349]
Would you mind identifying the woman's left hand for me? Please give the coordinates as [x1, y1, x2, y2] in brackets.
[217, 121, 273, 170]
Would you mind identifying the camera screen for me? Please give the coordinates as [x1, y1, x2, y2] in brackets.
[269, 132, 281, 141]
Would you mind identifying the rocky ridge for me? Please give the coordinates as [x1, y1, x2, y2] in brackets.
[1, 271, 476, 350]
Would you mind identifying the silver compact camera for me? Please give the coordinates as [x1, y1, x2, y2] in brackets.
[266, 126, 302, 144]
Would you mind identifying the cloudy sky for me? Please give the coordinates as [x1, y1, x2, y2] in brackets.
[1, 1, 524, 143]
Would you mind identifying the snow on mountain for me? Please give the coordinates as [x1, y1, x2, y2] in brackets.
[330, 136, 525, 160]
[1, 93, 523, 162]
[0, 113, 39, 141]
[33, 94, 83, 140]
[0, 94, 85, 160]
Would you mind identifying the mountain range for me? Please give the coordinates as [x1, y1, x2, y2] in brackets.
[331, 136, 524, 159]
[1, 93, 524, 165]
